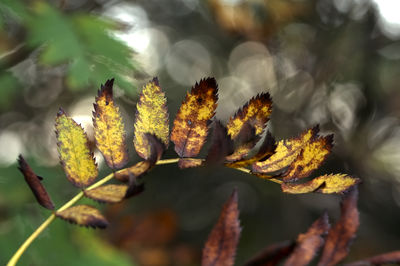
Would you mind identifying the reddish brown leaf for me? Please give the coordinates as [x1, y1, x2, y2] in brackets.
[17, 155, 54, 210]
[202, 189, 241, 266]
[171, 78, 218, 158]
[178, 158, 203, 169]
[244, 240, 296, 266]
[205, 120, 234, 165]
[284, 212, 330, 266]
[56, 205, 108, 229]
[318, 187, 359, 266]
[345, 250, 400, 266]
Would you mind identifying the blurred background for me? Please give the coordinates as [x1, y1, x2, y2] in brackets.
[1, 0, 400, 265]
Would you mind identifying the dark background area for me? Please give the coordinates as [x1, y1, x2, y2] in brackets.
[1, 0, 400, 265]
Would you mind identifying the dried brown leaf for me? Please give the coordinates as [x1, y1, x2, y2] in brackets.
[171, 78, 218, 158]
[318, 186, 359, 266]
[17, 155, 54, 210]
[56, 205, 108, 229]
[345, 250, 400, 266]
[244, 240, 296, 266]
[202, 189, 241, 266]
[84, 184, 128, 203]
[178, 158, 204, 169]
[93, 78, 128, 169]
[226, 121, 260, 162]
[284, 212, 330, 266]
[205, 120, 234, 165]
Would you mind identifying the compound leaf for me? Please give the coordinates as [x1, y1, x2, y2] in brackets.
[281, 174, 361, 194]
[134, 78, 169, 160]
[93, 78, 128, 169]
[252, 126, 319, 174]
[17, 155, 54, 210]
[284, 212, 330, 266]
[171, 78, 218, 158]
[318, 187, 359, 266]
[56, 205, 108, 229]
[202, 189, 241, 266]
[84, 184, 128, 204]
[55, 108, 98, 188]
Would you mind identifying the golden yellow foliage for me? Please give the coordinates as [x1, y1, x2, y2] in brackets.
[84, 184, 128, 203]
[93, 79, 128, 169]
[171, 78, 218, 157]
[281, 174, 360, 194]
[55, 109, 98, 188]
[134, 78, 169, 160]
[283, 134, 333, 182]
[226, 93, 272, 140]
[252, 126, 319, 174]
[55, 205, 108, 228]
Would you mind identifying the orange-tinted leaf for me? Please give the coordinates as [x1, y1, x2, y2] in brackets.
[345, 251, 400, 266]
[171, 78, 218, 157]
[202, 189, 241, 266]
[178, 158, 203, 169]
[245, 240, 295, 266]
[56, 205, 108, 228]
[84, 184, 128, 203]
[226, 93, 272, 140]
[281, 174, 361, 194]
[55, 108, 98, 188]
[318, 187, 359, 266]
[252, 126, 319, 174]
[283, 134, 333, 182]
[226, 121, 260, 162]
[115, 161, 152, 182]
[134, 78, 169, 160]
[227, 131, 276, 168]
[284, 212, 330, 266]
[205, 120, 234, 165]
[93, 79, 128, 169]
[17, 155, 54, 210]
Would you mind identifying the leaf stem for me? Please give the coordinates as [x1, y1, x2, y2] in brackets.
[7, 157, 280, 265]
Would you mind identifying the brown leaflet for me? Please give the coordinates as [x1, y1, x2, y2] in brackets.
[84, 184, 128, 203]
[202, 189, 241, 266]
[344, 251, 400, 266]
[284, 212, 330, 266]
[171, 78, 218, 158]
[226, 121, 260, 162]
[283, 134, 334, 182]
[226, 131, 276, 168]
[56, 205, 109, 229]
[244, 240, 296, 266]
[17, 155, 54, 210]
[318, 186, 359, 266]
[205, 120, 234, 165]
[178, 158, 204, 169]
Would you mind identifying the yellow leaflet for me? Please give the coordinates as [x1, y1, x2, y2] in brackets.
[171, 78, 218, 157]
[281, 174, 360, 194]
[56, 205, 108, 228]
[134, 78, 169, 160]
[225, 144, 253, 163]
[56, 109, 98, 188]
[252, 126, 318, 174]
[84, 184, 128, 203]
[226, 93, 272, 139]
[93, 79, 128, 169]
[283, 134, 333, 181]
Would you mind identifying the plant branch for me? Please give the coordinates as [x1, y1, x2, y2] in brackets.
[7, 157, 280, 265]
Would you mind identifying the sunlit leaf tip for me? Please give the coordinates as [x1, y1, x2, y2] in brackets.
[227, 92, 272, 140]
[202, 189, 241, 266]
[134, 77, 169, 160]
[55, 109, 98, 188]
[93, 78, 128, 169]
[171, 77, 218, 158]
[56, 205, 108, 229]
[17, 155, 55, 210]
